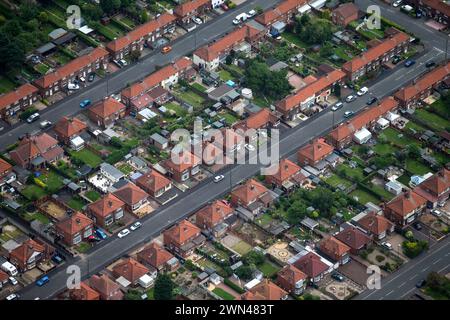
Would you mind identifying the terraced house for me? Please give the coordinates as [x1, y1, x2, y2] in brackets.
[0, 83, 39, 123]
[405, 0, 450, 26]
[106, 13, 176, 60]
[120, 57, 193, 110]
[33, 47, 109, 97]
[255, 0, 308, 27]
[275, 69, 345, 120]
[193, 22, 266, 71]
[394, 61, 450, 108]
[174, 0, 211, 24]
[342, 30, 410, 81]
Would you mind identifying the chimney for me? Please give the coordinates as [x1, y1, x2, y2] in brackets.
[405, 191, 411, 199]
[76, 218, 81, 225]
[438, 169, 444, 177]
[250, 184, 255, 190]
[108, 200, 113, 208]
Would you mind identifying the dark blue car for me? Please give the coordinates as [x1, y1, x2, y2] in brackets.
[404, 60, 416, 68]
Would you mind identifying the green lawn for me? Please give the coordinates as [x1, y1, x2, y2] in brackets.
[22, 185, 47, 200]
[373, 143, 400, 156]
[369, 184, 395, 201]
[67, 197, 85, 211]
[258, 261, 280, 277]
[405, 120, 427, 134]
[213, 288, 235, 300]
[221, 112, 239, 126]
[174, 90, 205, 108]
[0, 75, 16, 93]
[146, 287, 155, 300]
[350, 189, 381, 205]
[118, 16, 137, 29]
[415, 109, 450, 132]
[39, 171, 64, 193]
[118, 163, 134, 175]
[281, 32, 309, 49]
[165, 102, 187, 116]
[219, 70, 235, 82]
[34, 63, 51, 75]
[85, 190, 101, 202]
[76, 242, 91, 254]
[231, 240, 253, 256]
[69, 149, 103, 168]
[379, 128, 421, 147]
[324, 174, 353, 189]
[430, 99, 450, 119]
[405, 159, 433, 175]
[31, 212, 51, 225]
[51, 51, 72, 65]
[191, 83, 207, 92]
[255, 213, 273, 227]
[336, 164, 365, 181]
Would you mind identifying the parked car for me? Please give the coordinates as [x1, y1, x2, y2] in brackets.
[95, 228, 107, 240]
[36, 275, 49, 287]
[392, 55, 401, 65]
[404, 59, 416, 68]
[345, 95, 356, 103]
[51, 254, 64, 264]
[213, 175, 225, 183]
[343, 110, 355, 118]
[367, 97, 378, 105]
[381, 242, 393, 250]
[193, 17, 203, 24]
[413, 222, 422, 231]
[39, 120, 52, 129]
[79, 76, 86, 83]
[130, 222, 142, 231]
[88, 73, 95, 82]
[331, 272, 345, 282]
[220, 3, 229, 11]
[6, 294, 19, 300]
[161, 46, 172, 54]
[331, 102, 343, 111]
[247, 9, 257, 17]
[357, 86, 368, 96]
[119, 59, 128, 67]
[416, 279, 426, 288]
[9, 277, 18, 286]
[67, 82, 80, 90]
[392, 0, 402, 7]
[425, 61, 436, 68]
[431, 209, 442, 217]
[26, 113, 40, 123]
[118, 229, 130, 238]
[79, 99, 91, 108]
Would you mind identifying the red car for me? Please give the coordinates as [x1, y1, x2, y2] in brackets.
[220, 3, 229, 10]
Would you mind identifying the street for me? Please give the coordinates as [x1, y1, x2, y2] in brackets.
[10, 0, 450, 300]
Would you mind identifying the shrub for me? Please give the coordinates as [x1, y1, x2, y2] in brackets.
[375, 255, 385, 263]
[224, 278, 245, 294]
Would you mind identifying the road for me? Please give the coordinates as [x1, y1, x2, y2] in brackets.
[0, 0, 281, 148]
[13, 0, 450, 300]
[356, 238, 450, 300]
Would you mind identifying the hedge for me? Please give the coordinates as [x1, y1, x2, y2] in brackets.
[224, 278, 245, 294]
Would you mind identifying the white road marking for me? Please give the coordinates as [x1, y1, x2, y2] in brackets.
[399, 282, 406, 288]
[386, 290, 394, 296]
[409, 275, 417, 280]
[432, 258, 442, 265]
[422, 266, 429, 272]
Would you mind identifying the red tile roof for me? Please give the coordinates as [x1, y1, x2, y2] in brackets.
[343, 31, 410, 74]
[174, 0, 210, 17]
[113, 182, 149, 206]
[112, 257, 149, 283]
[328, 96, 398, 142]
[333, 2, 359, 19]
[422, 0, 450, 17]
[335, 227, 372, 250]
[277, 264, 307, 286]
[53, 117, 87, 139]
[9, 239, 45, 267]
[298, 138, 334, 163]
[89, 274, 123, 300]
[268, 158, 302, 183]
[138, 242, 174, 269]
[89, 97, 126, 119]
[136, 169, 172, 193]
[418, 168, 450, 196]
[70, 281, 100, 300]
[34, 47, 109, 89]
[106, 14, 176, 52]
[121, 57, 192, 100]
[276, 69, 345, 112]
[234, 108, 278, 131]
[56, 212, 93, 236]
[193, 24, 262, 62]
[319, 236, 351, 258]
[255, 0, 307, 26]
[10, 133, 60, 164]
[88, 193, 125, 218]
[294, 252, 329, 278]
[164, 150, 201, 173]
[164, 219, 201, 246]
[0, 83, 38, 112]
[357, 212, 394, 236]
[0, 158, 12, 175]
[0, 270, 9, 283]
[195, 199, 234, 229]
[394, 62, 450, 102]
[386, 191, 426, 217]
[231, 178, 269, 205]
[242, 279, 287, 300]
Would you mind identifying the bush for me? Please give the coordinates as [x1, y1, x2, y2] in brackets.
[402, 240, 428, 258]
[19, 107, 38, 120]
[375, 255, 385, 263]
[224, 278, 245, 294]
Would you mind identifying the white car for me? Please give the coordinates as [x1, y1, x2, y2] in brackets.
[26, 113, 40, 123]
[232, 19, 240, 25]
[431, 209, 442, 217]
[9, 277, 18, 286]
[6, 294, 18, 300]
[79, 76, 86, 83]
[67, 82, 80, 90]
[247, 9, 257, 17]
[345, 95, 357, 103]
[39, 120, 52, 129]
[392, 0, 402, 7]
[193, 17, 203, 24]
[130, 222, 142, 231]
[117, 229, 130, 238]
[213, 175, 225, 183]
[245, 143, 256, 151]
[331, 102, 343, 111]
[381, 242, 393, 250]
[357, 87, 369, 96]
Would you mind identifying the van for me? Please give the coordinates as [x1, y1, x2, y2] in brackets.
[1, 261, 18, 276]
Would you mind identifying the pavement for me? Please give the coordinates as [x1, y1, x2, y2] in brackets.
[10, 0, 450, 300]
[0, 0, 281, 148]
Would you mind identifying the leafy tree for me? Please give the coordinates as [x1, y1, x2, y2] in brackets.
[320, 42, 333, 58]
[82, 4, 104, 21]
[333, 83, 341, 98]
[101, 0, 121, 14]
[154, 273, 175, 300]
[243, 251, 265, 266]
[407, 145, 421, 159]
[286, 200, 307, 225]
[402, 240, 428, 258]
[140, 10, 149, 23]
[426, 272, 450, 299]
[129, 50, 141, 62]
[235, 265, 253, 280]
[124, 289, 142, 300]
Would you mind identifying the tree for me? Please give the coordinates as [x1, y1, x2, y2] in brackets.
[235, 265, 253, 280]
[154, 273, 175, 300]
[129, 50, 141, 62]
[101, 0, 121, 14]
[243, 251, 265, 266]
[319, 42, 333, 58]
[407, 144, 421, 160]
[140, 10, 149, 23]
[286, 200, 307, 225]
[0, 33, 26, 72]
[124, 289, 142, 300]
[333, 83, 341, 98]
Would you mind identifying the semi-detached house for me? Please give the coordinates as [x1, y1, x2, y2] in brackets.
[0, 83, 39, 123]
[342, 30, 410, 82]
[174, 0, 211, 24]
[275, 69, 345, 120]
[384, 190, 427, 229]
[255, 0, 308, 27]
[106, 13, 176, 60]
[394, 61, 450, 108]
[33, 47, 109, 97]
